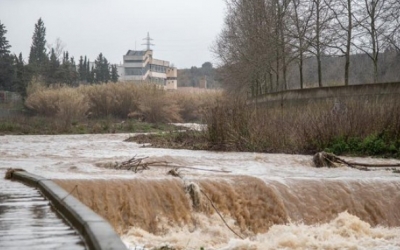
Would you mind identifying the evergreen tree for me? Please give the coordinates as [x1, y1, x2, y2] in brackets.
[0, 21, 11, 55]
[89, 66, 95, 83]
[102, 58, 110, 83]
[0, 21, 15, 91]
[46, 48, 60, 84]
[69, 56, 78, 85]
[111, 65, 119, 83]
[94, 53, 104, 83]
[62, 51, 69, 64]
[14, 53, 30, 98]
[28, 18, 48, 76]
[78, 56, 85, 81]
[83, 56, 87, 81]
[86, 59, 91, 83]
[57, 51, 78, 86]
[94, 53, 110, 83]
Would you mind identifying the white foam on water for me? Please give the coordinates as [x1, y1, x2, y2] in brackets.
[122, 212, 400, 250]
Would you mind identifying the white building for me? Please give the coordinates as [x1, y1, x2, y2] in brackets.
[117, 49, 177, 90]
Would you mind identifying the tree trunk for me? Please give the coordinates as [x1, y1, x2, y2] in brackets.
[299, 51, 304, 89]
[316, 0, 323, 87]
[344, 0, 352, 86]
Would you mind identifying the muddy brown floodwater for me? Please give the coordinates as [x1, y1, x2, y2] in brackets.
[1, 133, 400, 249]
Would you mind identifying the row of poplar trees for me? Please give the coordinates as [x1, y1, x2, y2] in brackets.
[0, 18, 119, 98]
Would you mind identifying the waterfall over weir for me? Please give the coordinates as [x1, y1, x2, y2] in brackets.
[1, 133, 400, 249]
[55, 177, 400, 249]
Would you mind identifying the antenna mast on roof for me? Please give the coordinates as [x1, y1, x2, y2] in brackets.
[142, 32, 155, 51]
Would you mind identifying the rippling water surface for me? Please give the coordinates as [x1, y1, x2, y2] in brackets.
[1, 134, 400, 249]
[0, 169, 85, 250]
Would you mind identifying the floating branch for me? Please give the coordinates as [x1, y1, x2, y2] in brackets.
[104, 156, 232, 174]
[111, 155, 165, 173]
[313, 151, 400, 170]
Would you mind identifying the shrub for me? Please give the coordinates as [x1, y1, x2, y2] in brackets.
[55, 88, 88, 128]
[82, 82, 140, 118]
[171, 89, 222, 122]
[25, 86, 61, 116]
[25, 85, 89, 129]
[135, 84, 182, 123]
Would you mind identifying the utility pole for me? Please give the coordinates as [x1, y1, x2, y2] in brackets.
[142, 32, 155, 51]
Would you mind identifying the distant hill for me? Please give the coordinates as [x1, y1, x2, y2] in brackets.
[178, 62, 221, 89]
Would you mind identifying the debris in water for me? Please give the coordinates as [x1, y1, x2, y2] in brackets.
[99, 155, 172, 173]
[313, 151, 400, 170]
[313, 152, 344, 168]
[185, 183, 201, 210]
[97, 156, 232, 174]
[167, 168, 182, 178]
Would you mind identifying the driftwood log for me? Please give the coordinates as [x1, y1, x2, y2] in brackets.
[313, 151, 400, 170]
[113, 155, 169, 173]
[107, 155, 232, 174]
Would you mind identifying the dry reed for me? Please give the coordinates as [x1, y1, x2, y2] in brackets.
[25, 83, 88, 128]
[23, 81, 219, 125]
[203, 93, 400, 155]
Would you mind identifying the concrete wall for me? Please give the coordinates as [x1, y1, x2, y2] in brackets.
[250, 82, 400, 107]
[165, 80, 177, 90]
[199, 78, 207, 89]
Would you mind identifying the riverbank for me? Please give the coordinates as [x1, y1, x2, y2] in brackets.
[126, 130, 400, 159]
[0, 116, 183, 135]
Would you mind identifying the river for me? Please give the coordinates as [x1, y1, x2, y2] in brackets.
[1, 133, 400, 249]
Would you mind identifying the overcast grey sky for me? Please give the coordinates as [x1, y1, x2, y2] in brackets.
[0, 0, 226, 68]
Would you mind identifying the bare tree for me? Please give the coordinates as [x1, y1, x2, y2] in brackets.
[272, 0, 293, 90]
[306, 0, 335, 87]
[213, 0, 280, 96]
[353, 0, 400, 83]
[325, 0, 360, 86]
[287, 0, 315, 89]
[215, 0, 400, 96]
[46, 37, 65, 60]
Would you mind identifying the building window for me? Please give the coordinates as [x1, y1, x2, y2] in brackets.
[124, 60, 144, 63]
[125, 67, 142, 76]
[125, 64, 150, 76]
[150, 64, 167, 73]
